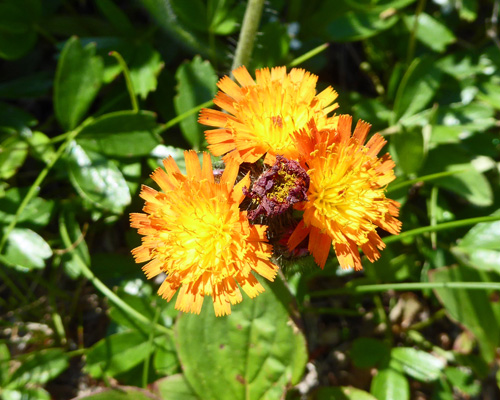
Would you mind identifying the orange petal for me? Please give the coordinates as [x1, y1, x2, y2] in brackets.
[288, 219, 311, 251]
[334, 241, 363, 271]
[184, 150, 202, 180]
[232, 65, 255, 87]
[308, 226, 332, 269]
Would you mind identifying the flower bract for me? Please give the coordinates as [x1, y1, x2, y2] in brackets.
[130, 151, 278, 316]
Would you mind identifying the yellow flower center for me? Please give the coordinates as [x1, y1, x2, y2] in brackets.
[267, 169, 298, 203]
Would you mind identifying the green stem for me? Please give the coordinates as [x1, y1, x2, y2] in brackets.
[231, 0, 265, 72]
[109, 51, 138, 112]
[142, 306, 161, 388]
[311, 282, 500, 297]
[156, 99, 213, 135]
[384, 215, 500, 244]
[288, 43, 330, 67]
[406, 0, 427, 65]
[0, 127, 83, 254]
[387, 169, 469, 193]
[59, 222, 172, 337]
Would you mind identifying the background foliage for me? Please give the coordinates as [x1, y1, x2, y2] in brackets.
[1, 0, 500, 399]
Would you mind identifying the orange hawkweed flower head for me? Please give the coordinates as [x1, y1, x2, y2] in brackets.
[288, 116, 401, 270]
[199, 66, 339, 165]
[130, 151, 279, 316]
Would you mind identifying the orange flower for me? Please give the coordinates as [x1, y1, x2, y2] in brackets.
[199, 66, 339, 165]
[288, 116, 401, 270]
[130, 151, 278, 316]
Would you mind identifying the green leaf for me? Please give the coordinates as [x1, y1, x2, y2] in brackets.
[1, 388, 51, 400]
[174, 56, 217, 150]
[351, 338, 390, 368]
[444, 366, 480, 396]
[208, 0, 245, 35]
[77, 111, 161, 157]
[390, 347, 445, 382]
[429, 265, 500, 363]
[0, 102, 37, 135]
[66, 142, 131, 214]
[169, 0, 207, 33]
[393, 56, 442, 123]
[2, 228, 52, 271]
[251, 21, 290, 69]
[0, 343, 10, 383]
[154, 336, 180, 376]
[58, 209, 90, 279]
[0, 71, 52, 99]
[5, 348, 68, 389]
[128, 44, 164, 100]
[96, 0, 135, 36]
[54, 36, 103, 131]
[84, 330, 152, 378]
[477, 81, 500, 110]
[155, 374, 200, 400]
[0, 188, 53, 227]
[315, 387, 377, 400]
[175, 279, 308, 400]
[370, 368, 409, 400]
[325, 10, 399, 42]
[454, 210, 500, 274]
[429, 102, 496, 145]
[0, 136, 28, 179]
[27, 131, 56, 164]
[72, 386, 158, 400]
[403, 13, 455, 52]
[0, 1, 38, 60]
[421, 144, 493, 207]
[391, 126, 426, 176]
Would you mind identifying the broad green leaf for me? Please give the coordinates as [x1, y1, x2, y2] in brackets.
[170, 0, 207, 32]
[155, 374, 200, 400]
[390, 347, 445, 382]
[77, 111, 161, 157]
[429, 266, 500, 363]
[325, 10, 399, 42]
[1, 388, 50, 400]
[477, 81, 500, 110]
[5, 349, 68, 389]
[453, 210, 500, 273]
[251, 21, 290, 69]
[174, 56, 217, 150]
[66, 142, 131, 214]
[0, 102, 37, 135]
[403, 13, 455, 52]
[421, 145, 492, 207]
[2, 228, 52, 271]
[128, 44, 164, 100]
[430, 102, 496, 145]
[208, 0, 245, 35]
[96, 0, 135, 36]
[54, 36, 103, 131]
[351, 338, 390, 368]
[0, 136, 28, 179]
[393, 57, 442, 123]
[72, 387, 158, 400]
[0, 188, 53, 227]
[0, 71, 52, 99]
[444, 366, 481, 396]
[27, 131, 56, 164]
[154, 336, 180, 376]
[315, 386, 377, 400]
[370, 368, 409, 400]
[176, 279, 307, 400]
[458, 0, 477, 21]
[0, 343, 10, 383]
[84, 330, 152, 378]
[58, 209, 90, 279]
[391, 126, 426, 176]
[0, 1, 38, 60]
